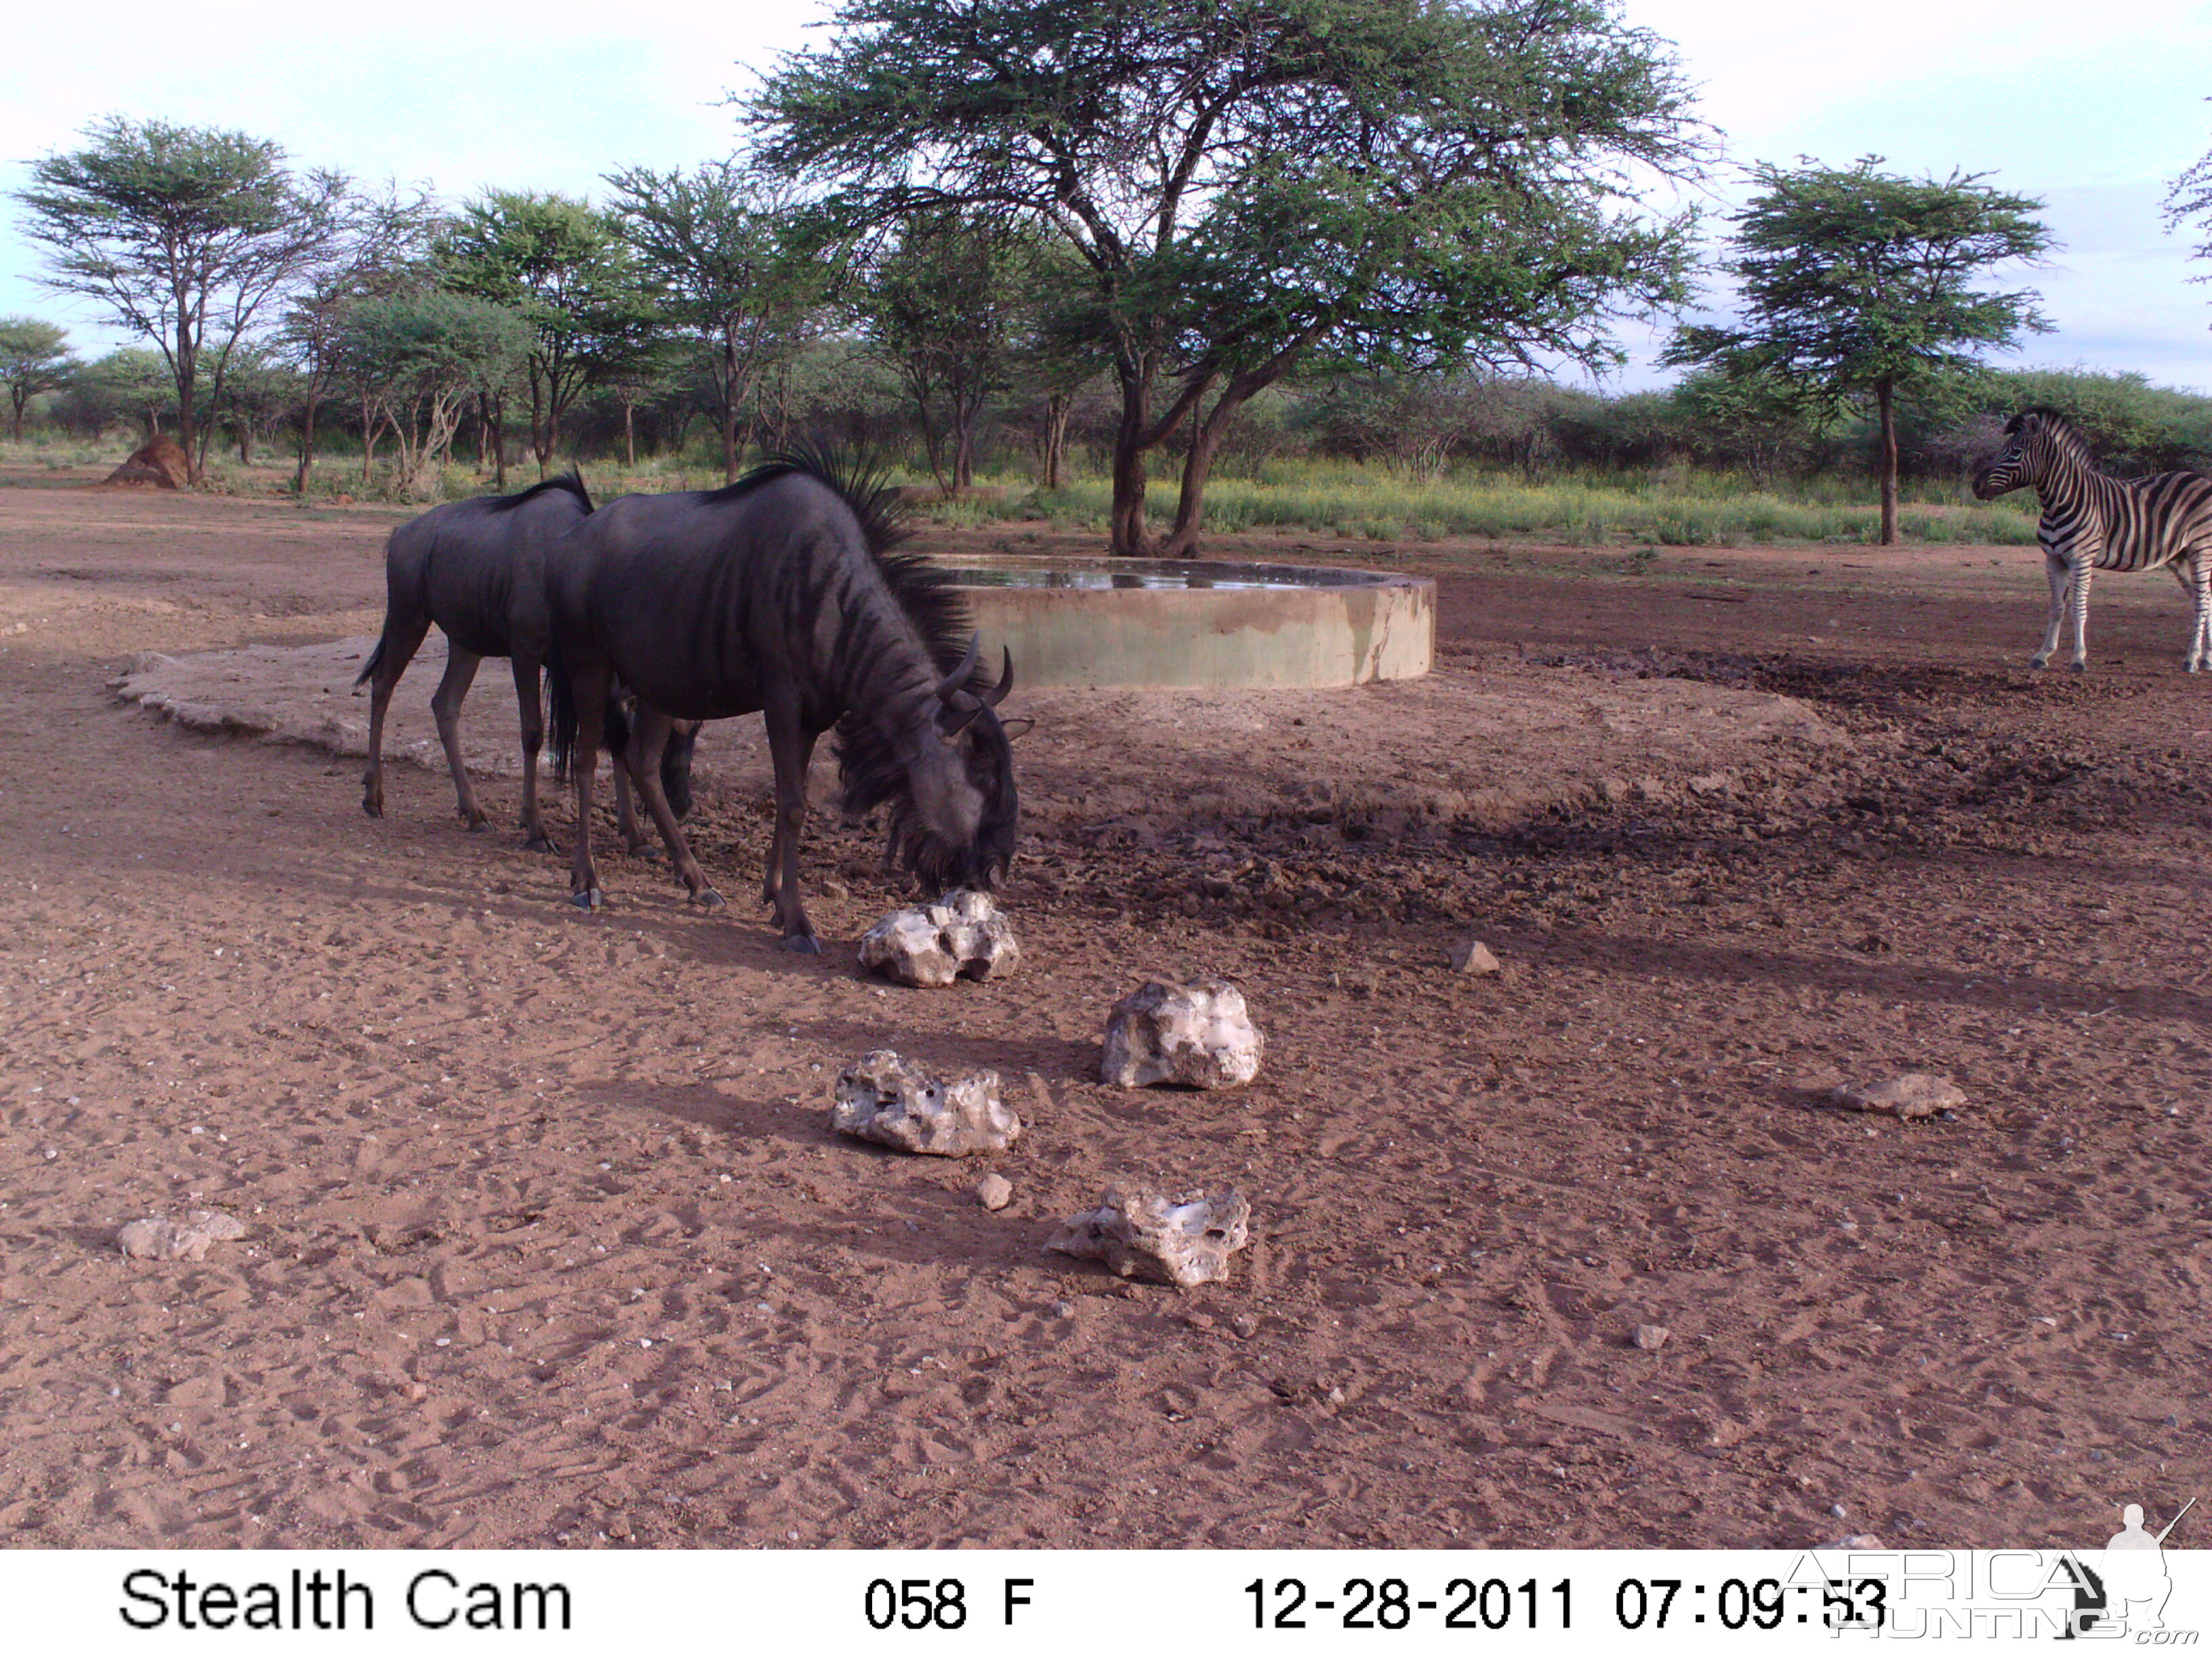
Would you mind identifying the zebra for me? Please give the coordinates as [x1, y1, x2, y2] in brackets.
[1971, 407, 2212, 672]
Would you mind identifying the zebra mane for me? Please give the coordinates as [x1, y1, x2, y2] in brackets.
[2007, 407, 2097, 466]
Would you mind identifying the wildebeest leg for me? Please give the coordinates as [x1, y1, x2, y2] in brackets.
[762, 699, 823, 951]
[430, 644, 489, 829]
[611, 764, 651, 855]
[512, 655, 554, 853]
[619, 707, 724, 908]
[361, 612, 433, 819]
[565, 657, 615, 911]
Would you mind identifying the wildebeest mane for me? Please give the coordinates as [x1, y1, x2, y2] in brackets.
[483, 472, 593, 513]
[712, 444, 979, 676]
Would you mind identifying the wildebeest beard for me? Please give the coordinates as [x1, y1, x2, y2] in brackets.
[834, 698, 1019, 895]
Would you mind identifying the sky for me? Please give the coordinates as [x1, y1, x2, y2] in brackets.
[3, 0, 2209, 394]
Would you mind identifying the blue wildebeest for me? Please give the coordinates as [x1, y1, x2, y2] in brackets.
[1972, 407, 2212, 671]
[546, 449, 1018, 951]
[357, 474, 697, 850]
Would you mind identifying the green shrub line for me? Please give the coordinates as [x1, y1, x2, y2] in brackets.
[0, 438, 2045, 544]
[922, 464, 2044, 546]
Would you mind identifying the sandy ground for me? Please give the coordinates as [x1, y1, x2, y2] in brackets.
[1, 469, 2207, 1551]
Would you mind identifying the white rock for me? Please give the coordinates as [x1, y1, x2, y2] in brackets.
[117, 1210, 247, 1261]
[858, 888, 1020, 987]
[1044, 1187, 1252, 1288]
[1101, 977, 1263, 1089]
[1633, 1323, 1671, 1351]
[1830, 1073, 1965, 1120]
[829, 1050, 1020, 1156]
[975, 1173, 1013, 1211]
[1450, 939, 1502, 975]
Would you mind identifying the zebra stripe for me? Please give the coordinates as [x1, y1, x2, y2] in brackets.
[1972, 407, 2212, 671]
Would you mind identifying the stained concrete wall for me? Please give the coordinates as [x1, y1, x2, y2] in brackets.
[958, 568, 1433, 689]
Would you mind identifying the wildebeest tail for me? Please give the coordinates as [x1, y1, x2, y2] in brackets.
[547, 635, 580, 783]
[352, 632, 386, 689]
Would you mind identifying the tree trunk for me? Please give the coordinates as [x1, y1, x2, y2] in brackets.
[295, 388, 322, 494]
[1161, 377, 1259, 558]
[1109, 361, 1155, 556]
[1877, 378, 1898, 547]
[720, 329, 743, 485]
[9, 394, 25, 443]
[1038, 392, 1070, 491]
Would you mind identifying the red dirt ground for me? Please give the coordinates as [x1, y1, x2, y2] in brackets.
[1, 470, 2205, 1551]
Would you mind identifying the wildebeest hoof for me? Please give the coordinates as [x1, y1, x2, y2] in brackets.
[691, 887, 726, 910]
[466, 819, 491, 833]
[523, 834, 555, 855]
[630, 843, 663, 861]
[571, 888, 603, 912]
[780, 933, 823, 954]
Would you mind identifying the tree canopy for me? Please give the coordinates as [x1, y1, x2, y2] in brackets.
[12, 116, 349, 480]
[602, 163, 827, 481]
[752, 0, 1707, 552]
[1664, 156, 2052, 544]
[438, 191, 657, 474]
[0, 316, 79, 442]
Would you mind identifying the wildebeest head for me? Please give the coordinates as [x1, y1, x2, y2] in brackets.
[840, 642, 1021, 895]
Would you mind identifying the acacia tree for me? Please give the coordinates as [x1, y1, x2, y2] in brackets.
[1664, 157, 2053, 544]
[0, 318, 79, 442]
[753, 0, 1704, 554]
[2167, 113, 2212, 312]
[602, 163, 827, 482]
[279, 183, 438, 491]
[438, 192, 657, 474]
[12, 117, 350, 481]
[331, 290, 531, 496]
[859, 210, 1050, 489]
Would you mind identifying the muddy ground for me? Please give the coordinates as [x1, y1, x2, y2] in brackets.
[1, 469, 2206, 1551]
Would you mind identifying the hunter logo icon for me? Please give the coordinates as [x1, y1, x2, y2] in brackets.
[2063, 1497, 2196, 1639]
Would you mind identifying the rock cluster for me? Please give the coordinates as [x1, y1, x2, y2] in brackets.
[1101, 977, 1263, 1089]
[117, 1210, 247, 1261]
[830, 1050, 1021, 1156]
[859, 890, 1021, 987]
[1045, 1187, 1252, 1288]
[1829, 1073, 1964, 1120]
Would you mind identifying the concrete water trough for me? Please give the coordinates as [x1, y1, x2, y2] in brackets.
[941, 556, 1433, 689]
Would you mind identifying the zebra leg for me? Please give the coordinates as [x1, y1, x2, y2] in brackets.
[2066, 561, 2094, 672]
[2176, 556, 2211, 672]
[2031, 552, 2068, 670]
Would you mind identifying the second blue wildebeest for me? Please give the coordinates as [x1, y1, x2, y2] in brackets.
[546, 450, 1017, 950]
[357, 474, 695, 851]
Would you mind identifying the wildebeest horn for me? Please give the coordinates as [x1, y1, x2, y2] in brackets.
[982, 647, 1013, 706]
[935, 633, 981, 702]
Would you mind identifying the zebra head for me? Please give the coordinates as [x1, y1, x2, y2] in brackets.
[1973, 408, 2083, 500]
